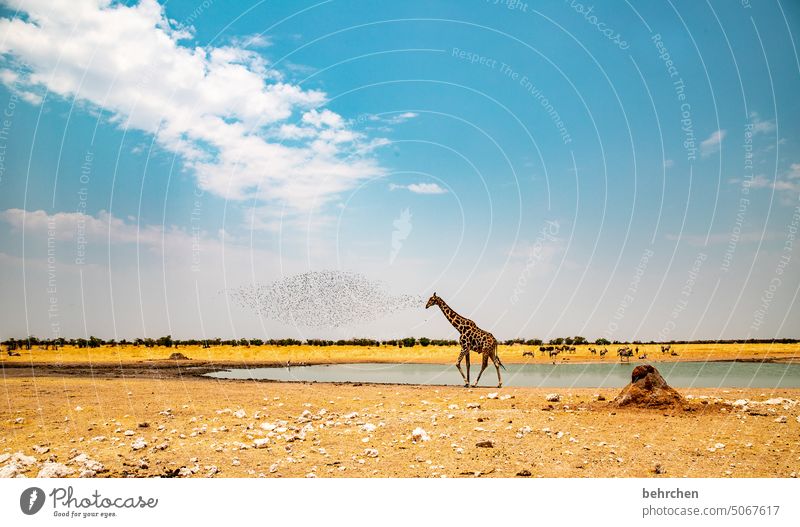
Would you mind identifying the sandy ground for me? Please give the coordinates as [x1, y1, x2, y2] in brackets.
[1, 373, 799, 478]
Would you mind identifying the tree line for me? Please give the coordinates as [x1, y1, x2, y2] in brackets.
[3, 335, 797, 352]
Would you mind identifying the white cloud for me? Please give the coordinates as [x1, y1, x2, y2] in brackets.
[0, 208, 184, 247]
[0, 0, 383, 210]
[389, 182, 447, 195]
[700, 129, 726, 157]
[749, 112, 775, 135]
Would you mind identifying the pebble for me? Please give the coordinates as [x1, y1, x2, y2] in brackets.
[253, 438, 270, 449]
[31, 445, 49, 454]
[476, 440, 494, 448]
[487, 393, 498, 400]
[131, 438, 147, 451]
[775, 416, 787, 423]
[546, 394, 560, 402]
[234, 409, 247, 419]
[411, 427, 430, 443]
[364, 448, 379, 458]
[466, 403, 481, 409]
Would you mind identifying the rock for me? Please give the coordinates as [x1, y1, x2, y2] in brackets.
[487, 392, 499, 400]
[364, 448, 379, 458]
[31, 445, 49, 454]
[466, 403, 481, 409]
[233, 409, 247, 419]
[168, 352, 191, 360]
[361, 423, 377, 433]
[714, 443, 725, 449]
[0, 453, 9, 464]
[71, 453, 104, 474]
[14, 417, 24, 424]
[476, 440, 494, 448]
[411, 427, 430, 443]
[516, 469, 532, 477]
[612, 365, 683, 408]
[123, 430, 135, 436]
[775, 416, 787, 423]
[253, 438, 270, 449]
[654, 463, 666, 475]
[131, 438, 147, 451]
[546, 393, 560, 402]
[9, 452, 36, 467]
[499, 394, 513, 400]
[38, 462, 74, 478]
[138, 422, 149, 428]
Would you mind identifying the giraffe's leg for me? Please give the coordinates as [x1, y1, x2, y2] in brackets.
[473, 353, 489, 387]
[493, 356, 503, 388]
[455, 348, 468, 386]
[465, 351, 471, 387]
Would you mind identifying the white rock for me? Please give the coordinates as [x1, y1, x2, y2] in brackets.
[253, 438, 270, 449]
[124, 430, 135, 436]
[487, 392, 499, 400]
[37, 462, 74, 478]
[131, 438, 147, 451]
[342, 412, 358, 419]
[546, 393, 560, 402]
[0, 464, 21, 478]
[466, 403, 481, 409]
[31, 445, 49, 454]
[361, 423, 377, 433]
[714, 443, 726, 449]
[71, 453, 104, 473]
[233, 409, 247, 419]
[10, 452, 36, 466]
[775, 415, 787, 423]
[269, 463, 279, 473]
[364, 448, 379, 458]
[0, 453, 9, 464]
[499, 394, 513, 400]
[731, 399, 750, 407]
[448, 404, 459, 410]
[411, 427, 430, 443]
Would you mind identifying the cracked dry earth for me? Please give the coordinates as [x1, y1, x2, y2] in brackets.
[1, 376, 799, 478]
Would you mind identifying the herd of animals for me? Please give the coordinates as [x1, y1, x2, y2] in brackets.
[519, 344, 679, 361]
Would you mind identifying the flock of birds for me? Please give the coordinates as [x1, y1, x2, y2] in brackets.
[229, 270, 423, 328]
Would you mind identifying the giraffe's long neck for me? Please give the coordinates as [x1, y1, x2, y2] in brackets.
[436, 298, 468, 333]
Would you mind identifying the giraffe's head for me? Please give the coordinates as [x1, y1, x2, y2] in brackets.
[425, 292, 439, 309]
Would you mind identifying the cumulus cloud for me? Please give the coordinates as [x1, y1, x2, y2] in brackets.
[389, 182, 447, 195]
[0, 0, 383, 210]
[700, 129, 726, 157]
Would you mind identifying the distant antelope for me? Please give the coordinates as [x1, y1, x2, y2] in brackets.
[589, 347, 597, 355]
[522, 350, 534, 357]
[599, 348, 608, 358]
[617, 348, 634, 362]
[661, 345, 671, 354]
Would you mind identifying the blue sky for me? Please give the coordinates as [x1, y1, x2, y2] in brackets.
[0, 0, 798, 341]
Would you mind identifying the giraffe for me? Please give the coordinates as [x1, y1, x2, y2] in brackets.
[425, 292, 505, 387]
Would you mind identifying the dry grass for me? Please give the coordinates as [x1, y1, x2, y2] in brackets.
[1, 342, 798, 366]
